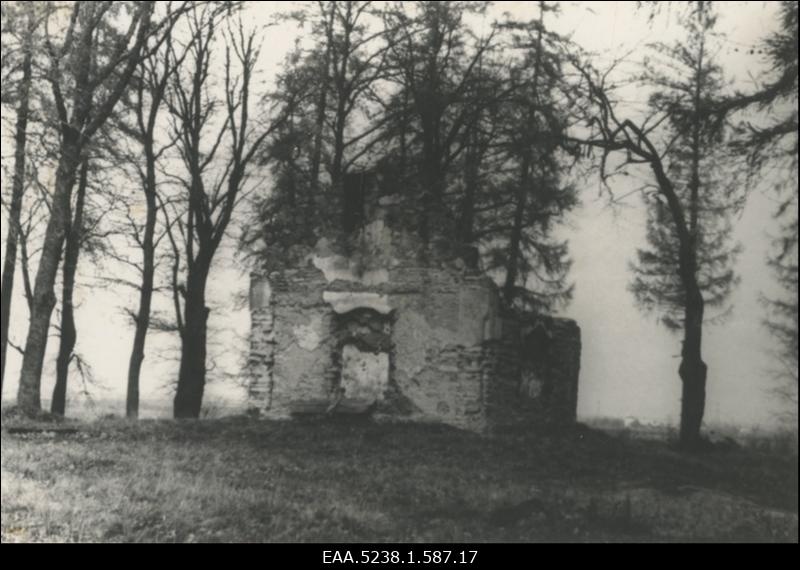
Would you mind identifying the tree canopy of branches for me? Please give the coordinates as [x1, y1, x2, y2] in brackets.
[704, 0, 798, 410]
[243, 1, 395, 258]
[629, 4, 742, 332]
[482, 1, 578, 312]
[243, 1, 578, 313]
[738, 1, 798, 407]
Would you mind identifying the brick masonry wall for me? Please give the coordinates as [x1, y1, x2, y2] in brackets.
[248, 261, 581, 432]
[484, 315, 582, 429]
[540, 317, 582, 423]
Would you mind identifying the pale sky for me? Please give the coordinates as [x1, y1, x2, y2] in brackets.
[0, 2, 796, 428]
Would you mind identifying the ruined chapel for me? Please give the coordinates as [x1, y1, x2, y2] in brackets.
[247, 176, 581, 433]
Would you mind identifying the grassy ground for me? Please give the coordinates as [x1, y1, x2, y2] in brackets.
[1, 415, 797, 543]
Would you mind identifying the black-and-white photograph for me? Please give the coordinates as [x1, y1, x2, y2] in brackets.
[0, 0, 797, 546]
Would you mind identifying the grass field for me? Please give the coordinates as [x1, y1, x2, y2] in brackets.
[1, 415, 797, 543]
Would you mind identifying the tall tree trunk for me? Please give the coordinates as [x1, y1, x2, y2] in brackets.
[650, 161, 708, 449]
[458, 127, 481, 245]
[333, 5, 354, 234]
[308, 3, 335, 225]
[126, 153, 158, 419]
[650, 159, 708, 449]
[504, 154, 531, 305]
[16, 1, 153, 416]
[17, 2, 95, 416]
[419, 145, 445, 249]
[52, 159, 88, 416]
[678, 284, 707, 448]
[399, 89, 409, 175]
[173, 263, 210, 419]
[0, 24, 33, 395]
[503, 0, 544, 307]
[16, 139, 81, 415]
[679, 29, 707, 449]
[332, 136, 346, 231]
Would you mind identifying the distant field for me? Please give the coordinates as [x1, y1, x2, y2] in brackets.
[1, 415, 797, 543]
[583, 417, 800, 454]
[28, 398, 249, 421]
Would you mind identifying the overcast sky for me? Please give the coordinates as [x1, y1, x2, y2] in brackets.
[1, 1, 795, 428]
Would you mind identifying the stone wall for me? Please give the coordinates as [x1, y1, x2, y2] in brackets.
[248, 212, 581, 433]
[249, 262, 499, 428]
[250, 267, 338, 416]
[482, 316, 582, 430]
[532, 317, 582, 424]
[247, 279, 274, 408]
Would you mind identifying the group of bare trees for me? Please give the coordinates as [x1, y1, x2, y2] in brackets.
[1, 1, 284, 419]
[0, 3, 35, 395]
[0, 1, 796, 448]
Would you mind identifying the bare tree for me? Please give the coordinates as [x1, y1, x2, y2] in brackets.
[164, 6, 283, 418]
[50, 158, 88, 415]
[566, 4, 739, 448]
[122, 14, 191, 419]
[0, 2, 37, 397]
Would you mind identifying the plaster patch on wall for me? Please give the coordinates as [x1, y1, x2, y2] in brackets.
[312, 253, 390, 286]
[340, 344, 389, 402]
[249, 279, 272, 310]
[393, 310, 470, 387]
[362, 268, 390, 285]
[323, 291, 392, 314]
[293, 314, 324, 350]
